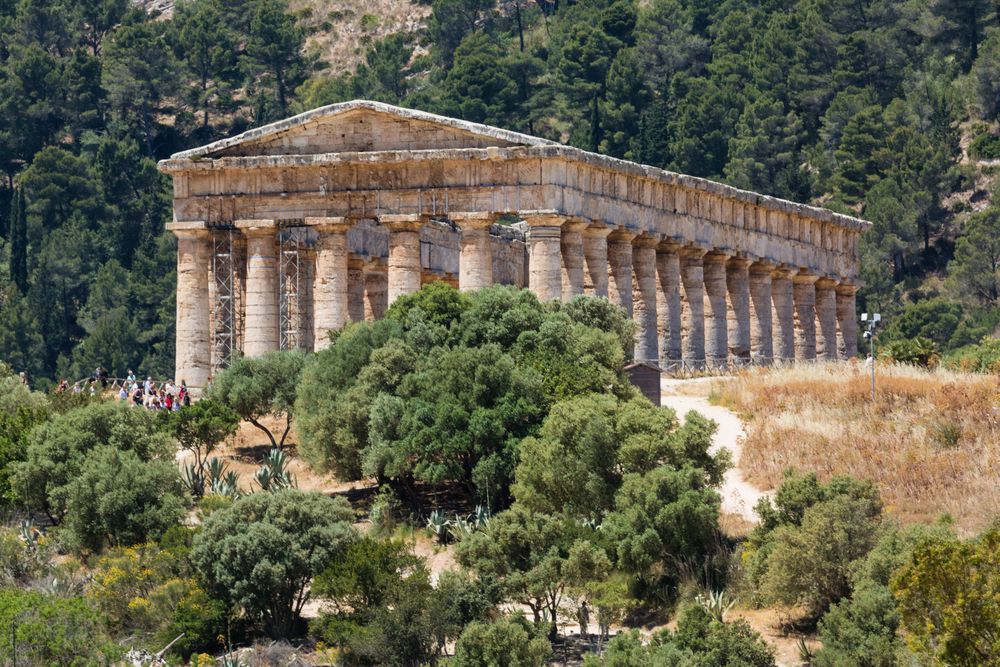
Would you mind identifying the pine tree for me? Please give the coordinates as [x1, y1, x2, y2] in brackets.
[8, 186, 28, 294]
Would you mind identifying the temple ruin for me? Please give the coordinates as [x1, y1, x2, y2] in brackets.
[158, 100, 870, 391]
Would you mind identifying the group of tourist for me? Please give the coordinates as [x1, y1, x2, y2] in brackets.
[55, 369, 191, 411]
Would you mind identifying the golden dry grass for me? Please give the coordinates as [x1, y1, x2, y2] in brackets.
[713, 362, 1000, 534]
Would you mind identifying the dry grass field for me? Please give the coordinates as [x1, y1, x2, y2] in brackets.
[712, 362, 1000, 534]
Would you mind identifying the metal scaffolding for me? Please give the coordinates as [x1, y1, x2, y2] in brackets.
[212, 229, 237, 368]
[279, 225, 308, 350]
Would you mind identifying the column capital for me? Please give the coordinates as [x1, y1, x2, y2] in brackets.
[726, 255, 753, 270]
[563, 219, 591, 233]
[608, 227, 638, 243]
[521, 209, 564, 227]
[815, 276, 838, 290]
[235, 219, 277, 237]
[379, 213, 430, 232]
[450, 211, 498, 230]
[792, 269, 820, 285]
[771, 264, 796, 280]
[632, 233, 659, 249]
[582, 224, 614, 239]
[703, 250, 730, 265]
[749, 260, 776, 276]
[348, 256, 365, 271]
[304, 216, 353, 233]
[835, 281, 859, 296]
[165, 220, 210, 238]
[657, 237, 683, 253]
[680, 245, 707, 260]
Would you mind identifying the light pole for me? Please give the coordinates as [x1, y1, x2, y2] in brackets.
[861, 312, 881, 401]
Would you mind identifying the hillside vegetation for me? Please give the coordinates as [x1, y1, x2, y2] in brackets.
[714, 363, 1000, 533]
[1, 0, 1000, 383]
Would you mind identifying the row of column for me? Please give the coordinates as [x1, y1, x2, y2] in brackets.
[172, 214, 859, 389]
[520, 214, 858, 369]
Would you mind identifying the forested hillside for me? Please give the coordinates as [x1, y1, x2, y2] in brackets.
[2, 0, 1000, 384]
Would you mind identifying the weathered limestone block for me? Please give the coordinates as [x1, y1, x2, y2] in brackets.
[561, 220, 588, 301]
[632, 235, 659, 364]
[168, 222, 211, 391]
[748, 262, 774, 364]
[726, 257, 752, 362]
[453, 212, 495, 291]
[608, 229, 636, 315]
[656, 241, 682, 366]
[381, 214, 426, 305]
[815, 277, 839, 361]
[836, 282, 859, 359]
[680, 247, 707, 369]
[703, 251, 729, 368]
[237, 220, 279, 357]
[305, 217, 352, 350]
[792, 271, 819, 361]
[771, 267, 795, 363]
[582, 225, 612, 297]
[524, 211, 564, 302]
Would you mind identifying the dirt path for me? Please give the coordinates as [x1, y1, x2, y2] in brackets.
[660, 377, 771, 524]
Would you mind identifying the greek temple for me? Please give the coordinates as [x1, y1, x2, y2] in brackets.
[157, 100, 869, 391]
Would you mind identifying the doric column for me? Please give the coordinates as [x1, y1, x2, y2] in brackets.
[815, 277, 839, 361]
[582, 225, 611, 297]
[168, 222, 211, 391]
[381, 214, 426, 306]
[236, 220, 279, 357]
[748, 262, 774, 365]
[561, 220, 588, 301]
[793, 270, 819, 361]
[836, 282, 859, 359]
[365, 260, 388, 321]
[726, 257, 752, 363]
[703, 251, 729, 369]
[656, 241, 682, 367]
[453, 212, 494, 292]
[608, 229, 636, 315]
[305, 217, 352, 350]
[524, 211, 565, 302]
[680, 247, 707, 370]
[298, 246, 315, 352]
[632, 234, 659, 364]
[771, 267, 795, 363]
[347, 256, 365, 322]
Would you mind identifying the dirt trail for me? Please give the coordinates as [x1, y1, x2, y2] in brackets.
[660, 377, 771, 524]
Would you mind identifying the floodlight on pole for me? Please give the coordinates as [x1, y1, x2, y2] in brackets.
[861, 313, 881, 401]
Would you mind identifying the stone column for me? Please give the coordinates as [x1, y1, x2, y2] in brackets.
[656, 241, 682, 367]
[815, 277, 839, 361]
[726, 257, 752, 363]
[381, 214, 425, 306]
[793, 270, 819, 361]
[453, 212, 494, 292]
[680, 247, 706, 370]
[703, 251, 729, 369]
[771, 267, 795, 363]
[561, 220, 588, 301]
[632, 235, 659, 364]
[168, 222, 211, 391]
[365, 260, 388, 321]
[524, 211, 565, 302]
[237, 220, 279, 357]
[305, 217, 352, 350]
[608, 229, 636, 315]
[298, 246, 315, 352]
[836, 282, 859, 359]
[347, 256, 365, 322]
[748, 262, 774, 365]
[582, 225, 611, 298]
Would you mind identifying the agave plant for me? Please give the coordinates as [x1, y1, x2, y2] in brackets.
[253, 448, 296, 492]
[470, 505, 492, 530]
[695, 589, 736, 622]
[205, 457, 230, 485]
[426, 509, 451, 544]
[18, 519, 41, 551]
[448, 516, 475, 542]
[210, 470, 242, 499]
[180, 463, 205, 497]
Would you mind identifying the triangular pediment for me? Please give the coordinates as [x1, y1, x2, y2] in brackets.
[172, 100, 558, 159]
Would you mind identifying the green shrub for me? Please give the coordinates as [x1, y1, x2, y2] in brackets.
[969, 131, 1000, 159]
[451, 615, 551, 667]
[0, 589, 120, 664]
[943, 336, 1000, 373]
[881, 336, 940, 367]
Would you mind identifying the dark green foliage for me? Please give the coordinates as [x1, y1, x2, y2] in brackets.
[881, 336, 941, 367]
[0, 589, 121, 664]
[8, 186, 27, 292]
[451, 615, 551, 667]
[208, 349, 307, 448]
[296, 284, 633, 505]
[192, 489, 357, 639]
